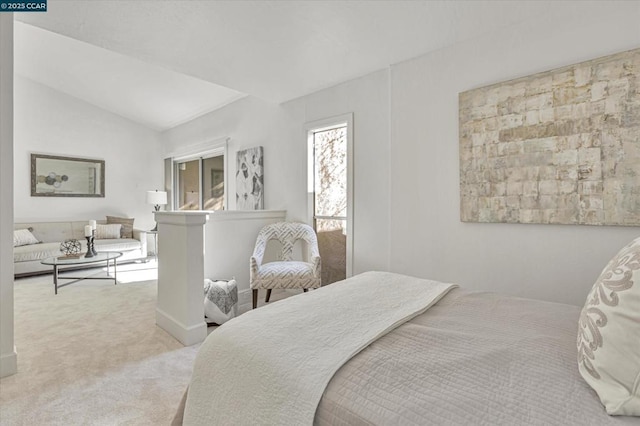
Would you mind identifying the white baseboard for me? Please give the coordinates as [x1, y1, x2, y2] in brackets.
[237, 288, 299, 312]
[238, 289, 252, 312]
[0, 347, 17, 377]
[155, 307, 207, 346]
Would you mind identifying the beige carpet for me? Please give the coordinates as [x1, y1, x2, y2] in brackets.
[0, 263, 296, 425]
[0, 264, 199, 426]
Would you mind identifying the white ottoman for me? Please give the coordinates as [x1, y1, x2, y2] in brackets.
[204, 278, 238, 325]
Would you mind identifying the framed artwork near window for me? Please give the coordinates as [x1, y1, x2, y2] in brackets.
[236, 146, 263, 210]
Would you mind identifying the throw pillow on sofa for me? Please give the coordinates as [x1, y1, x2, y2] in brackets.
[106, 216, 134, 239]
[13, 228, 40, 247]
[95, 224, 122, 239]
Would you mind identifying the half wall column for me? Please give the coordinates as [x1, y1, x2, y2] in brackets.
[154, 211, 208, 346]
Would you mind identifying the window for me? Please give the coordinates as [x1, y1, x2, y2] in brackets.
[313, 125, 347, 234]
[172, 145, 227, 211]
[306, 114, 353, 284]
[176, 159, 201, 210]
[202, 156, 225, 210]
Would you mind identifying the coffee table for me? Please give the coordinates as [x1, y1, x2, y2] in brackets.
[41, 252, 123, 294]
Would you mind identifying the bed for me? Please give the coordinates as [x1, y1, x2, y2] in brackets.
[175, 265, 640, 425]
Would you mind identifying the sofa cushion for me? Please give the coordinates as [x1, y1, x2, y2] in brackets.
[106, 216, 134, 239]
[15, 239, 142, 264]
[94, 238, 141, 252]
[251, 261, 320, 289]
[14, 242, 62, 262]
[95, 224, 121, 239]
[16, 222, 74, 244]
[13, 229, 40, 247]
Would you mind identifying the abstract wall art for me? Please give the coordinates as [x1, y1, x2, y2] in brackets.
[236, 146, 264, 210]
[459, 48, 640, 226]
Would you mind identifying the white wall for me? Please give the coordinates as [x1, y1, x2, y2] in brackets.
[14, 77, 164, 230]
[389, 2, 640, 306]
[150, 2, 640, 307]
[1, 14, 16, 377]
[163, 95, 296, 215]
[163, 69, 390, 275]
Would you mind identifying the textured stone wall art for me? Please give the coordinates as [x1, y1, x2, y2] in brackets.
[459, 48, 640, 226]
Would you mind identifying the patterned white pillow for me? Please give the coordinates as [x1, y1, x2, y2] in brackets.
[204, 279, 238, 325]
[95, 224, 122, 240]
[13, 228, 40, 247]
[577, 236, 640, 416]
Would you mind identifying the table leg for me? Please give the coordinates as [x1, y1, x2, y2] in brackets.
[54, 265, 58, 295]
[114, 258, 118, 285]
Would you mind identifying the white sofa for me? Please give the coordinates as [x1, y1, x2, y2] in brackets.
[14, 220, 147, 277]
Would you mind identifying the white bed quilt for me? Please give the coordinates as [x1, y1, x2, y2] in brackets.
[183, 271, 457, 425]
[315, 289, 640, 425]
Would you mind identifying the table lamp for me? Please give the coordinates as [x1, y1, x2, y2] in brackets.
[147, 190, 167, 231]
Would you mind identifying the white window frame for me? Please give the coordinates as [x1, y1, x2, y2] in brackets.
[170, 138, 229, 211]
[305, 113, 354, 278]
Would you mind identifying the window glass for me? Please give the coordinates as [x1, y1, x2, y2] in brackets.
[177, 159, 200, 210]
[202, 156, 225, 210]
[314, 126, 347, 222]
[175, 155, 225, 211]
[311, 125, 348, 284]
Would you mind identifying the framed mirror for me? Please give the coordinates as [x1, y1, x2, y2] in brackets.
[31, 153, 105, 197]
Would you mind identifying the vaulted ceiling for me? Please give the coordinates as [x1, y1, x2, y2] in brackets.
[16, 1, 562, 131]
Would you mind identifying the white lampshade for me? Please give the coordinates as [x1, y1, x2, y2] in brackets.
[146, 190, 167, 205]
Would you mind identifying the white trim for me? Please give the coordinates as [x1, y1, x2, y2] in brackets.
[165, 157, 174, 211]
[304, 113, 354, 278]
[237, 288, 297, 313]
[155, 307, 207, 346]
[237, 288, 252, 313]
[0, 347, 17, 378]
[223, 146, 230, 210]
[0, 15, 15, 379]
[198, 156, 203, 208]
[167, 136, 229, 160]
[173, 146, 225, 163]
[207, 210, 287, 222]
[170, 137, 229, 211]
[155, 210, 209, 226]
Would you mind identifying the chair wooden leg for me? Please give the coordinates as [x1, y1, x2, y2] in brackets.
[303, 288, 308, 292]
[265, 289, 272, 303]
[252, 289, 258, 309]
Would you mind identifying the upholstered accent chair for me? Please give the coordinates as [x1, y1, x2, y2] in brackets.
[250, 222, 321, 309]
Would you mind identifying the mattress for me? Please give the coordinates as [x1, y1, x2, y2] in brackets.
[315, 288, 639, 425]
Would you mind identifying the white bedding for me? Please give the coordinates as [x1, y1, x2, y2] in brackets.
[183, 271, 456, 425]
[177, 273, 640, 425]
[315, 288, 640, 425]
